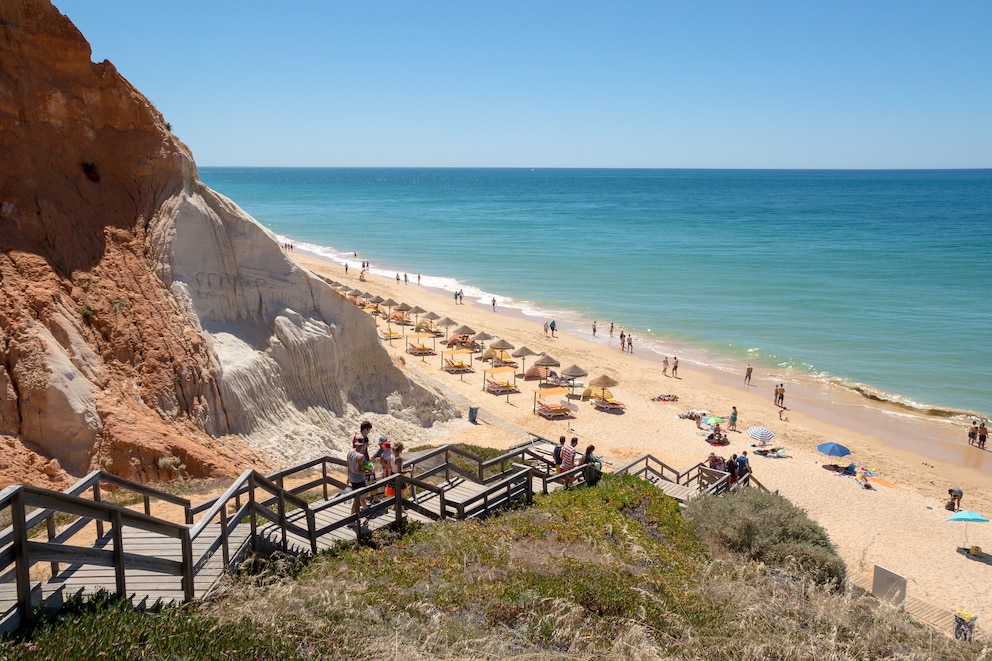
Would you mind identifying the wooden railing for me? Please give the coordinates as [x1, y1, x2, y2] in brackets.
[4, 440, 734, 633]
[0, 467, 316, 630]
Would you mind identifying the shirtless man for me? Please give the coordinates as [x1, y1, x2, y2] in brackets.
[671, 356, 679, 378]
[744, 364, 753, 385]
[967, 421, 978, 446]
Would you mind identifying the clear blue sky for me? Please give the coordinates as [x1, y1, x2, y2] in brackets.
[56, 1, 992, 168]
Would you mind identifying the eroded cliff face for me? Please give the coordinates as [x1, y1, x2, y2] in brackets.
[0, 0, 452, 489]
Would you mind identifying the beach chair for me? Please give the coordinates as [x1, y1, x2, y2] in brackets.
[379, 330, 402, 340]
[407, 343, 434, 356]
[536, 400, 571, 419]
[444, 358, 473, 374]
[485, 379, 518, 395]
[592, 397, 626, 411]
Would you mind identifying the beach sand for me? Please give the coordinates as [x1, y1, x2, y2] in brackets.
[296, 253, 992, 622]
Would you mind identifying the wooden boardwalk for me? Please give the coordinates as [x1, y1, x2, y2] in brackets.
[849, 571, 983, 641]
[7, 441, 958, 644]
[1, 445, 554, 633]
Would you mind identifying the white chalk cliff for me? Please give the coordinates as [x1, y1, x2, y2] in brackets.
[0, 0, 454, 488]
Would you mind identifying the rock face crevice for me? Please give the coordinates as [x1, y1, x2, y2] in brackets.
[0, 0, 454, 489]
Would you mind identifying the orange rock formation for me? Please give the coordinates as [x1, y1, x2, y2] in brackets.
[0, 1, 449, 489]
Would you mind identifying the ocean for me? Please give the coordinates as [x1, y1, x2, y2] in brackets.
[198, 167, 992, 429]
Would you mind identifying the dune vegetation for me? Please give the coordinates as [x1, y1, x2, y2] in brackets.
[1, 472, 984, 660]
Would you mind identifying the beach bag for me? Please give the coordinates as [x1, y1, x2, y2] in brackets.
[553, 445, 563, 466]
[583, 460, 602, 486]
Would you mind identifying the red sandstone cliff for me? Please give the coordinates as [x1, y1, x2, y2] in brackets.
[0, 1, 452, 489]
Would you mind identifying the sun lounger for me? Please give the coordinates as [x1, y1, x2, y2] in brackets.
[485, 379, 518, 395]
[592, 397, 625, 411]
[379, 330, 402, 340]
[407, 343, 435, 356]
[444, 358, 473, 374]
[535, 400, 571, 419]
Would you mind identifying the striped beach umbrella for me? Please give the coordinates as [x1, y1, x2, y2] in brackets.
[747, 426, 776, 444]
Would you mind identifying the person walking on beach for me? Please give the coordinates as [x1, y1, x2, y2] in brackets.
[609, 323, 614, 338]
[744, 364, 753, 386]
[550, 320, 557, 337]
[662, 356, 669, 376]
[627, 335, 633, 353]
[544, 321, 550, 337]
[967, 421, 979, 446]
[592, 321, 597, 338]
[404, 273, 408, 284]
[492, 297, 497, 312]
[672, 356, 679, 378]
[458, 289, 464, 304]
[344, 263, 348, 274]
[728, 406, 738, 432]
[979, 422, 988, 449]
[778, 384, 786, 408]
[619, 329, 625, 350]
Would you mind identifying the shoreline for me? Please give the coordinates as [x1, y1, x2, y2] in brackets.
[293, 250, 992, 619]
[302, 245, 991, 484]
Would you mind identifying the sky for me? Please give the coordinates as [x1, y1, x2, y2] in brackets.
[55, 1, 992, 169]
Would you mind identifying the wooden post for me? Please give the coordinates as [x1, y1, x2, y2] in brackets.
[277, 488, 288, 552]
[248, 475, 258, 555]
[393, 475, 403, 528]
[181, 528, 194, 602]
[307, 509, 317, 554]
[93, 483, 104, 538]
[111, 510, 126, 598]
[322, 461, 329, 500]
[143, 494, 151, 516]
[46, 513, 58, 576]
[220, 506, 230, 566]
[11, 490, 33, 627]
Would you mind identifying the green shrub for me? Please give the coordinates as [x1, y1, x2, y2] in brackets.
[684, 489, 846, 584]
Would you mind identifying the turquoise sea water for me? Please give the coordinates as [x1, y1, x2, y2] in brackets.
[198, 167, 992, 422]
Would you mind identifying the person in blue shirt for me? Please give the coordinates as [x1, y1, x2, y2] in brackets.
[736, 451, 750, 476]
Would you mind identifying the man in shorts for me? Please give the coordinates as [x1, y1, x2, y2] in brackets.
[347, 438, 370, 525]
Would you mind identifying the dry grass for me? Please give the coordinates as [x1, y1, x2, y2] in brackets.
[2, 475, 988, 660]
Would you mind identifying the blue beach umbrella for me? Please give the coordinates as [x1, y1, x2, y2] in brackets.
[817, 442, 851, 457]
[946, 510, 989, 547]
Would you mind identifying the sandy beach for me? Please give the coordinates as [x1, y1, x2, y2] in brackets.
[295, 253, 992, 623]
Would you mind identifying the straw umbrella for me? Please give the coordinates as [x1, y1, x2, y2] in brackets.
[560, 364, 588, 395]
[533, 353, 561, 385]
[511, 346, 538, 375]
[394, 303, 412, 336]
[588, 374, 619, 399]
[474, 331, 494, 352]
[437, 316, 457, 340]
[408, 305, 427, 329]
[380, 298, 400, 342]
